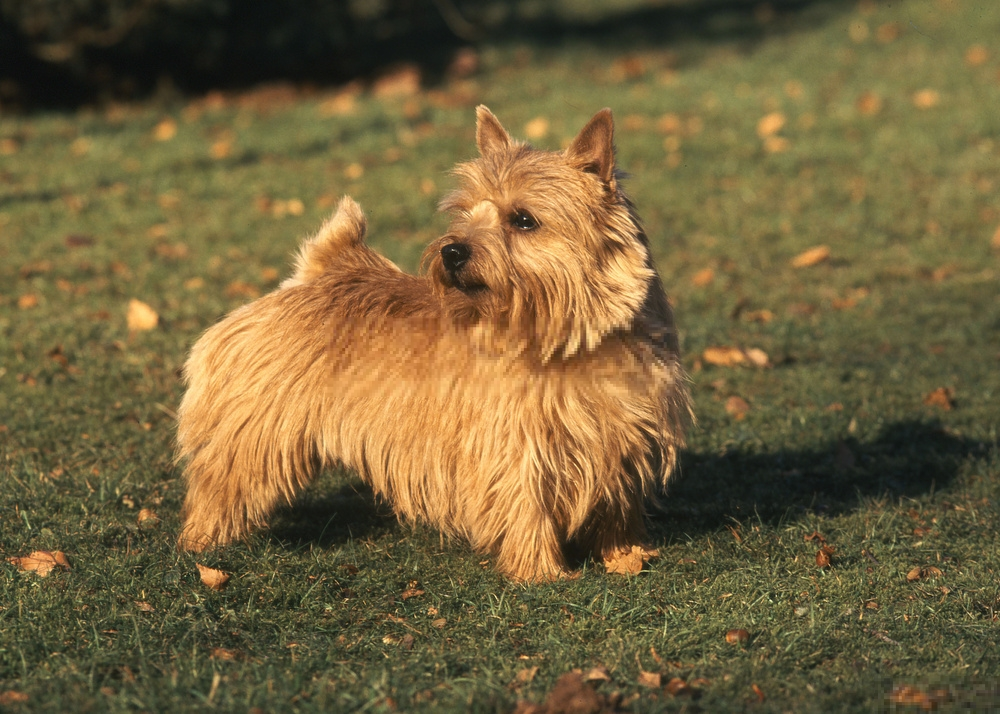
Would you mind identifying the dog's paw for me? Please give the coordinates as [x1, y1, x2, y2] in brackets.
[603, 544, 659, 576]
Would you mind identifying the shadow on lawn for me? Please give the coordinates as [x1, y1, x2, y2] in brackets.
[270, 419, 983, 549]
[655, 419, 985, 538]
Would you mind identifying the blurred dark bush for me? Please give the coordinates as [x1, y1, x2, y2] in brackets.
[0, 0, 491, 109]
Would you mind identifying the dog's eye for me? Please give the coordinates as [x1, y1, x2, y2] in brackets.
[510, 210, 538, 231]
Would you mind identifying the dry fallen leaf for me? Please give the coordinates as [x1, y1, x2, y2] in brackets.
[604, 545, 658, 575]
[907, 566, 943, 582]
[524, 117, 550, 140]
[702, 346, 746, 367]
[515, 666, 539, 685]
[816, 545, 835, 569]
[791, 244, 830, 268]
[856, 91, 883, 116]
[153, 118, 178, 141]
[992, 224, 1000, 250]
[691, 267, 715, 287]
[431, 618, 447, 629]
[665, 677, 692, 696]
[17, 293, 38, 309]
[912, 89, 940, 109]
[726, 628, 749, 645]
[763, 136, 790, 153]
[0, 691, 29, 706]
[373, 64, 421, 98]
[923, 387, 955, 410]
[127, 299, 159, 331]
[889, 685, 950, 709]
[197, 563, 230, 590]
[725, 396, 751, 420]
[137, 508, 160, 526]
[513, 672, 611, 714]
[637, 670, 662, 688]
[702, 346, 771, 369]
[582, 666, 611, 683]
[757, 112, 786, 138]
[965, 44, 989, 67]
[135, 601, 155, 612]
[210, 647, 239, 660]
[8, 550, 71, 577]
[401, 587, 425, 600]
[752, 683, 766, 702]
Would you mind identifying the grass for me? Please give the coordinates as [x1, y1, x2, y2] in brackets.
[2, 0, 1000, 711]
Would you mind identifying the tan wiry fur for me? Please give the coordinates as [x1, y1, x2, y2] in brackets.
[176, 107, 691, 582]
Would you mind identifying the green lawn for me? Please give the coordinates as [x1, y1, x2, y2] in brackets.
[2, 0, 999, 711]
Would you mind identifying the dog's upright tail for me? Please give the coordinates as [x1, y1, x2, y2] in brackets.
[284, 196, 367, 286]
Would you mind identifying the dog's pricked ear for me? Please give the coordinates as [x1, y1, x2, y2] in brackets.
[286, 196, 367, 286]
[566, 108, 616, 183]
[476, 105, 512, 157]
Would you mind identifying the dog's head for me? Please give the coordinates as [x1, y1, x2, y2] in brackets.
[423, 106, 656, 360]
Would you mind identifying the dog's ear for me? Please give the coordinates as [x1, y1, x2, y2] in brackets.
[566, 108, 616, 183]
[476, 105, 512, 157]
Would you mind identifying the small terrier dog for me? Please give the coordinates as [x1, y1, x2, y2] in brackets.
[177, 107, 690, 581]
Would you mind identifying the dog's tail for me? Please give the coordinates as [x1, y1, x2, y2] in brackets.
[284, 196, 367, 286]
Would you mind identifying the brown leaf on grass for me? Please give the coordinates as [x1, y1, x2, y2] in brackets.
[65, 234, 96, 248]
[816, 546, 835, 569]
[0, 138, 19, 155]
[524, 117, 550, 140]
[8, 550, 71, 577]
[751, 683, 766, 702]
[126, 299, 159, 331]
[691, 267, 715, 287]
[135, 601, 155, 612]
[137, 508, 160, 526]
[791, 244, 830, 268]
[665, 677, 693, 696]
[725, 396, 750, 420]
[763, 136, 790, 154]
[515, 666, 539, 685]
[604, 545, 658, 575]
[912, 89, 940, 109]
[17, 294, 38, 309]
[401, 587, 425, 600]
[431, 618, 447, 629]
[856, 91, 883, 116]
[992, 225, 1000, 250]
[703, 346, 745, 366]
[153, 118, 178, 141]
[923, 387, 955, 410]
[210, 647, 239, 660]
[513, 672, 618, 714]
[0, 691, 29, 705]
[637, 670, 661, 688]
[965, 45, 989, 67]
[907, 566, 943, 582]
[225, 281, 260, 299]
[725, 628, 749, 645]
[582, 666, 611, 683]
[756, 112, 786, 138]
[702, 346, 771, 369]
[372, 64, 421, 98]
[197, 563, 230, 590]
[804, 531, 827, 543]
[889, 685, 951, 709]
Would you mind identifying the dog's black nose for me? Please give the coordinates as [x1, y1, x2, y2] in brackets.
[441, 243, 471, 273]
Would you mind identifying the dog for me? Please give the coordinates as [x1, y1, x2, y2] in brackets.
[176, 106, 690, 581]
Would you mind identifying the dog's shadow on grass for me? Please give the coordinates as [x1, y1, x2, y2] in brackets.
[268, 478, 399, 548]
[269, 419, 985, 549]
[654, 419, 986, 539]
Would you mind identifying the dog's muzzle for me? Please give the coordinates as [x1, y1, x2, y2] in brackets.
[441, 243, 471, 274]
